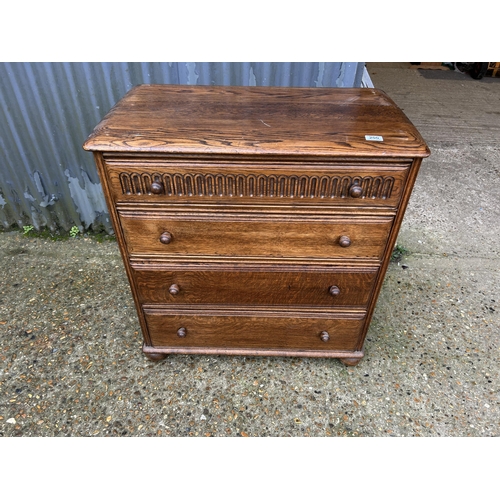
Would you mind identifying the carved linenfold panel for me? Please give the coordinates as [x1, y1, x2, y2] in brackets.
[118, 172, 396, 200]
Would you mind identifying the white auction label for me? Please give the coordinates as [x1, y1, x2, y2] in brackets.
[365, 135, 384, 141]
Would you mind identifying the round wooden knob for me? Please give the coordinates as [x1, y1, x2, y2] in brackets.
[320, 331, 330, 342]
[349, 185, 363, 198]
[339, 235, 351, 247]
[329, 285, 340, 296]
[160, 231, 172, 244]
[169, 284, 180, 295]
[151, 181, 163, 194]
[177, 327, 187, 338]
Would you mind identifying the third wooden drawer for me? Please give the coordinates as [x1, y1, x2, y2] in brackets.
[131, 263, 379, 307]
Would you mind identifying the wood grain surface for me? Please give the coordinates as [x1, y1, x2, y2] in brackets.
[144, 306, 365, 351]
[118, 210, 393, 260]
[83, 85, 430, 158]
[131, 264, 378, 306]
[106, 163, 410, 207]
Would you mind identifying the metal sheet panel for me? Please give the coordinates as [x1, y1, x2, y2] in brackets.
[0, 62, 368, 234]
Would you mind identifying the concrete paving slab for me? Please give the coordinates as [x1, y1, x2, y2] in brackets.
[367, 63, 500, 147]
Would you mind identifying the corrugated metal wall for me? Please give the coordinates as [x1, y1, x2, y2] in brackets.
[0, 62, 369, 234]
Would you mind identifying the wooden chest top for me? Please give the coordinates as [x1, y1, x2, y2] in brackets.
[83, 85, 430, 158]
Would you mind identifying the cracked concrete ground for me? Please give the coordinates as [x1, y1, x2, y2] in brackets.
[0, 64, 499, 437]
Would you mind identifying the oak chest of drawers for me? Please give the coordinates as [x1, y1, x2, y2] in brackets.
[83, 84, 429, 366]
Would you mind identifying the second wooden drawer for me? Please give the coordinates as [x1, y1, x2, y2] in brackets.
[119, 211, 393, 261]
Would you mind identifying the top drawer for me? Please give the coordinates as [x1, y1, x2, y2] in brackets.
[104, 159, 410, 208]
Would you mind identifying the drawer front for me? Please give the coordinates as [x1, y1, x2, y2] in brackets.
[106, 162, 409, 208]
[144, 307, 365, 351]
[132, 264, 378, 307]
[119, 211, 393, 261]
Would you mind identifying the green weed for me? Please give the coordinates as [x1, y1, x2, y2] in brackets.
[391, 243, 410, 263]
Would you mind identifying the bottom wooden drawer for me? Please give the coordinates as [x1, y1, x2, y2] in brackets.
[143, 307, 365, 352]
